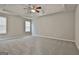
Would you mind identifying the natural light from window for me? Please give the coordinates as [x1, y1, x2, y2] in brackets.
[25, 21, 31, 32]
[0, 17, 7, 34]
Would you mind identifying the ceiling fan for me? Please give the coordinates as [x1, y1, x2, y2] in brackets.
[0, 4, 44, 19]
[24, 4, 42, 13]
[31, 5, 42, 13]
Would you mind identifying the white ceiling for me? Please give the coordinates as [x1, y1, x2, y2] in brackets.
[0, 4, 77, 19]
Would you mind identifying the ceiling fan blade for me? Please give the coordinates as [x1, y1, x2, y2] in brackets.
[36, 7, 42, 9]
[33, 5, 36, 9]
[35, 10, 40, 13]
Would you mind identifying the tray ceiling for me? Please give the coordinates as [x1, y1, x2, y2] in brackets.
[0, 4, 76, 19]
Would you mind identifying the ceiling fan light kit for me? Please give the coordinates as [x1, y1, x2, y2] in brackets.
[24, 4, 45, 18]
[31, 9, 36, 13]
[29, 5, 42, 13]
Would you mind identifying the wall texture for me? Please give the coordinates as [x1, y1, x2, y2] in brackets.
[75, 5, 79, 49]
[32, 11, 75, 41]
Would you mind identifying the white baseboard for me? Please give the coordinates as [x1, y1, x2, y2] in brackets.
[75, 41, 79, 50]
[33, 35, 75, 42]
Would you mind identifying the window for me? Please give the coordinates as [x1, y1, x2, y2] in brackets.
[0, 17, 7, 34]
[25, 21, 31, 32]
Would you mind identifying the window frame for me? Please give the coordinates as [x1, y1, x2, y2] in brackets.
[25, 20, 31, 33]
[0, 16, 7, 34]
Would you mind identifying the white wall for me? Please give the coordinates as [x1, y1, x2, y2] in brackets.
[75, 5, 79, 49]
[32, 11, 75, 41]
[7, 15, 25, 35]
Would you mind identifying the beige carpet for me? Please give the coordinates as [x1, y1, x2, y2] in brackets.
[0, 36, 79, 55]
